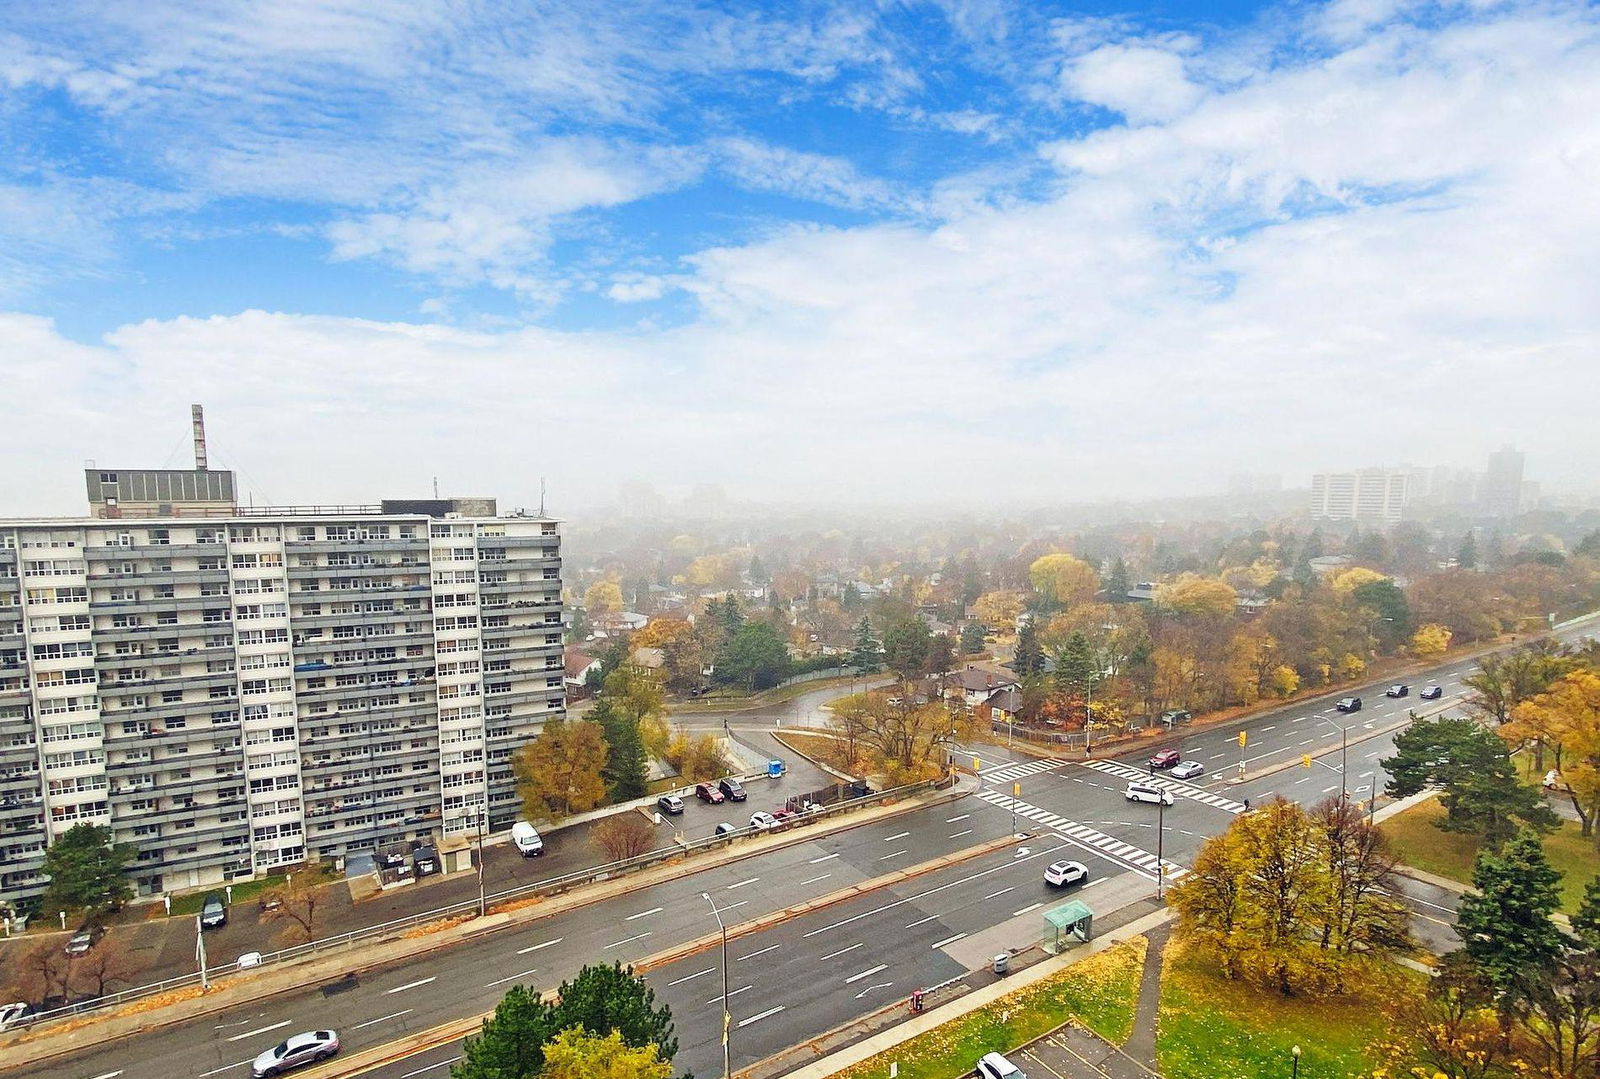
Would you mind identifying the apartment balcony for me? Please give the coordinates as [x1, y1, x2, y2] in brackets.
[474, 533, 559, 551]
[95, 641, 235, 665]
[295, 678, 434, 706]
[282, 538, 428, 554]
[286, 561, 426, 580]
[131, 841, 250, 878]
[83, 541, 227, 558]
[480, 620, 564, 640]
[292, 653, 424, 679]
[288, 605, 427, 627]
[98, 697, 238, 729]
[99, 669, 237, 695]
[91, 620, 234, 644]
[86, 567, 232, 587]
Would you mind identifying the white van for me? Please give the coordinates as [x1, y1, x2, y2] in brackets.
[511, 821, 544, 857]
[1124, 781, 1175, 806]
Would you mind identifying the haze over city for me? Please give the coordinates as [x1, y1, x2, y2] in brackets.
[3, 1, 1598, 514]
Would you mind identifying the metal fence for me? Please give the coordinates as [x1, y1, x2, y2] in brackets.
[11, 777, 943, 1032]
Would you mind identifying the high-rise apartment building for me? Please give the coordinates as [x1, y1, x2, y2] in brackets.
[1309, 468, 1408, 524]
[1481, 444, 1525, 517]
[1, 473, 563, 906]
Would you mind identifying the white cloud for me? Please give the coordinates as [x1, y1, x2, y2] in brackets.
[606, 275, 671, 302]
[1059, 41, 1203, 124]
[711, 138, 916, 213]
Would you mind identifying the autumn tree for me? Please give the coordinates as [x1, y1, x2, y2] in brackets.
[538, 1028, 672, 1079]
[71, 932, 138, 997]
[1509, 669, 1600, 841]
[592, 813, 659, 862]
[1410, 622, 1453, 657]
[259, 863, 324, 944]
[583, 579, 624, 620]
[1156, 573, 1237, 618]
[513, 719, 609, 822]
[664, 729, 730, 782]
[972, 590, 1027, 635]
[1028, 553, 1099, 608]
[1378, 952, 1510, 1079]
[1464, 642, 1577, 725]
[851, 694, 957, 783]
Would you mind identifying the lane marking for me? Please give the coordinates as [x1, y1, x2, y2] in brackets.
[880, 849, 908, 860]
[884, 831, 911, 841]
[809, 852, 840, 864]
[845, 963, 890, 984]
[930, 932, 968, 949]
[89, 1073, 125, 1079]
[736, 943, 782, 962]
[738, 1005, 784, 1027]
[728, 877, 760, 889]
[819, 942, 865, 961]
[799, 873, 833, 886]
[667, 968, 716, 986]
[484, 968, 538, 988]
[387, 976, 437, 994]
[227, 1020, 290, 1042]
[905, 914, 939, 929]
[1262, 725, 1277, 732]
[982, 886, 1015, 900]
[707, 985, 754, 1004]
[400, 1060, 457, 1079]
[949, 829, 973, 839]
[626, 906, 663, 920]
[199, 1059, 255, 1077]
[517, 938, 562, 954]
[353, 1010, 413, 1029]
[946, 814, 970, 823]
[605, 932, 652, 949]
[1012, 902, 1044, 917]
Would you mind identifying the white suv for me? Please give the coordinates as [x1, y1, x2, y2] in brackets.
[1124, 781, 1174, 806]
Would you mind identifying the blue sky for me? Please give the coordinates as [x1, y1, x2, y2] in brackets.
[2, 0, 1598, 513]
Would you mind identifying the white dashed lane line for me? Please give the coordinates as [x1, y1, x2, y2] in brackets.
[226, 1021, 289, 1042]
[387, 976, 437, 994]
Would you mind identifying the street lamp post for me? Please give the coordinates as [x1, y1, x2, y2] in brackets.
[475, 808, 487, 919]
[1156, 794, 1166, 900]
[703, 892, 732, 1079]
[1291, 1044, 1302, 1079]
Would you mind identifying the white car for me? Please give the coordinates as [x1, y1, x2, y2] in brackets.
[0, 1002, 36, 1030]
[976, 1051, 1027, 1079]
[1044, 860, 1088, 887]
[1169, 760, 1205, 780]
[1125, 782, 1174, 806]
[252, 1030, 340, 1077]
[750, 811, 778, 830]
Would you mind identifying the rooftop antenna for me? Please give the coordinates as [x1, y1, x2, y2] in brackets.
[191, 404, 209, 471]
[539, 477, 546, 516]
[433, 476, 440, 499]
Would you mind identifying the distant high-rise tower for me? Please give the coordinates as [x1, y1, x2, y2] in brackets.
[1482, 445, 1525, 517]
[1310, 468, 1408, 524]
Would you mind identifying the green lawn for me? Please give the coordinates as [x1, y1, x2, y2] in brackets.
[1157, 941, 1416, 1079]
[1380, 796, 1600, 912]
[167, 874, 286, 916]
[834, 937, 1147, 1079]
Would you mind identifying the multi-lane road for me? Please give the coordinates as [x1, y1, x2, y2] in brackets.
[17, 619, 1596, 1079]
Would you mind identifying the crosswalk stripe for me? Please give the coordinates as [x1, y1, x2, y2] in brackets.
[972, 787, 1189, 882]
[1078, 759, 1246, 813]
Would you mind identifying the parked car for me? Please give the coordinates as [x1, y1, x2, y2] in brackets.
[0, 1001, 37, 1031]
[1148, 749, 1181, 770]
[714, 822, 738, 837]
[1124, 782, 1174, 806]
[1160, 709, 1192, 726]
[251, 1029, 341, 1078]
[975, 1051, 1027, 1079]
[1044, 860, 1088, 887]
[64, 925, 103, 956]
[510, 821, 544, 857]
[771, 809, 798, 826]
[1169, 760, 1205, 780]
[1386, 684, 1409, 698]
[200, 892, 227, 930]
[657, 794, 686, 816]
[694, 782, 725, 804]
[1336, 697, 1362, 713]
[718, 777, 747, 802]
[1420, 684, 1443, 700]
[1544, 769, 1565, 790]
[749, 811, 778, 830]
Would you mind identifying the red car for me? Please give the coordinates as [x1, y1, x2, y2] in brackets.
[1148, 749, 1181, 769]
[694, 782, 725, 804]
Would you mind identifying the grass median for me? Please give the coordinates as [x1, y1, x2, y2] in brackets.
[832, 936, 1147, 1079]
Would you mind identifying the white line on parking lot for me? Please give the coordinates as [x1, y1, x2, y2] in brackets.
[819, 942, 865, 961]
[605, 932, 652, 949]
[198, 1059, 255, 1077]
[227, 1020, 290, 1042]
[667, 968, 716, 986]
[387, 976, 437, 994]
[728, 877, 760, 889]
[626, 906, 663, 920]
[884, 831, 911, 841]
[809, 853, 840, 864]
[737, 943, 782, 962]
[1012, 902, 1043, 917]
[946, 814, 970, 823]
[930, 932, 967, 949]
[517, 938, 562, 954]
[949, 829, 973, 839]
[353, 1009, 414, 1029]
[904, 914, 939, 929]
[738, 1005, 785, 1027]
[484, 968, 539, 988]
[880, 849, 908, 860]
[845, 963, 890, 984]
[399, 1059, 456, 1079]
[799, 873, 832, 886]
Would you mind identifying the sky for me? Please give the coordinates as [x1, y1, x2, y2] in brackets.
[1, 0, 1598, 516]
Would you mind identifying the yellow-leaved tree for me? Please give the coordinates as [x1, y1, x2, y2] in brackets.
[1410, 622, 1453, 657]
[583, 579, 624, 619]
[1028, 553, 1100, 608]
[1156, 573, 1238, 619]
[538, 1029, 671, 1079]
[512, 719, 609, 822]
[1508, 669, 1600, 844]
[1329, 566, 1388, 594]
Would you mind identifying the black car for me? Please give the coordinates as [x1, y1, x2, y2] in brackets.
[200, 892, 227, 929]
[1336, 697, 1362, 713]
[1420, 684, 1443, 700]
[1385, 685, 1409, 698]
[656, 794, 685, 815]
[717, 778, 747, 802]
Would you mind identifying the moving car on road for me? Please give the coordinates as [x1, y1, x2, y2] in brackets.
[657, 794, 685, 816]
[1169, 760, 1205, 780]
[1124, 781, 1175, 806]
[251, 1030, 340, 1077]
[694, 782, 725, 804]
[1336, 697, 1363, 713]
[1044, 860, 1088, 887]
[1420, 684, 1443, 700]
[1148, 749, 1181, 770]
[976, 1051, 1027, 1079]
[200, 892, 227, 929]
[718, 777, 747, 802]
[1386, 684, 1409, 698]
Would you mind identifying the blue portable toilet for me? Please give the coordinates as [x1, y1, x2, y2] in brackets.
[767, 759, 785, 778]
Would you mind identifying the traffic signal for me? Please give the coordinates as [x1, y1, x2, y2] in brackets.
[1013, 782, 1021, 797]
[1238, 730, 1248, 747]
[1302, 754, 1312, 768]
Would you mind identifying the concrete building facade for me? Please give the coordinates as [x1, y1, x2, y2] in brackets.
[1309, 468, 1409, 524]
[0, 498, 563, 906]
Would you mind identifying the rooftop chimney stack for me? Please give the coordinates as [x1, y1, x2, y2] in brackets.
[192, 403, 208, 471]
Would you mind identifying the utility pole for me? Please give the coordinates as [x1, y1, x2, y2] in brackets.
[475, 809, 487, 918]
[195, 915, 209, 989]
[703, 893, 732, 1079]
[1156, 795, 1166, 900]
[1084, 676, 1093, 756]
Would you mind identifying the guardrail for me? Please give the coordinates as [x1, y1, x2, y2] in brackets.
[11, 777, 945, 1032]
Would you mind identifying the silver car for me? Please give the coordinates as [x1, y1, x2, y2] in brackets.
[1170, 760, 1205, 780]
[252, 1030, 340, 1077]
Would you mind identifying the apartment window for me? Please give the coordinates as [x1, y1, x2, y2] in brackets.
[296, 527, 317, 541]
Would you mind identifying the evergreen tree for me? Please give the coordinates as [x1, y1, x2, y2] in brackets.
[747, 553, 768, 584]
[1382, 716, 1558, 841]
[959, 622, 986, 656]
[1571, 875, 1600, 950]
[593, 698, 648, 802]
[1013, 619, 1044, 676]
[849, 617, 880, 671]
[42, 822, 135, 915]
[454, 984, 556, 1079]
[882, 617, 932, 683]
[1052, 631, 1099, 692]
[1576, 530, 1600, 560]
[549, 962, 678, 1065]
[1104, 557, 1130, 602]
[926, 634, 956, 676]
[1456, 829, 1566, 1002]
[1458, 531, 1479, 569]
[841, 584, 862, 611]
